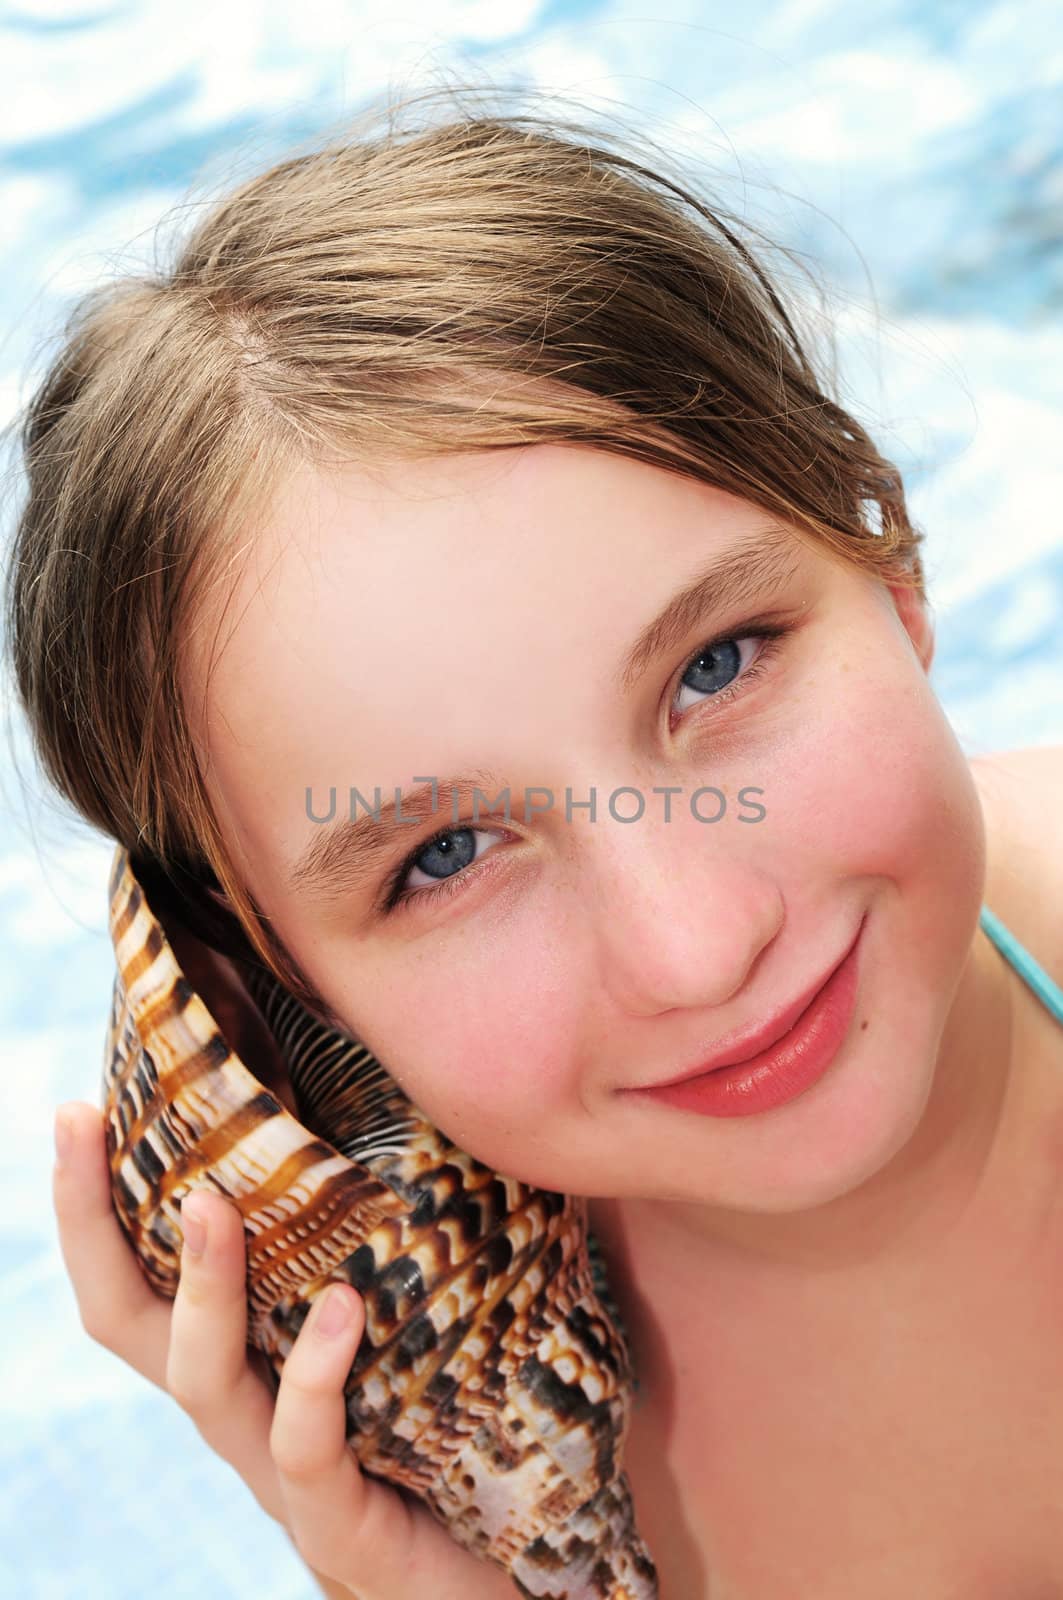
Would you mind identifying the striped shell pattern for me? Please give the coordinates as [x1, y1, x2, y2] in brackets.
[100, 844, 659, 1598]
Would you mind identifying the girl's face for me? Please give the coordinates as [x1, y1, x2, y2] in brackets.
[184, 443, 985, 1217]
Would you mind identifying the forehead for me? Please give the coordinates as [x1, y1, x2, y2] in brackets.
[191, 441, 792, 646]
[180, 443, 810, 896]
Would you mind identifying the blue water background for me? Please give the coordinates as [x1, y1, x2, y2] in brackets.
[1, 2, 1061, 1596]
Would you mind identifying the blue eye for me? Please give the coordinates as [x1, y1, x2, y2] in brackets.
[381, 620, 793, 917]
[670, 624, 788, 723]
[383, 825, 508, 915]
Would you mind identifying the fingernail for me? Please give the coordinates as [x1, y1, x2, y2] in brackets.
[54, 1108, 72, 1166]
[181, 1196, 208, 1258]
[314, 1285, 353, 1339]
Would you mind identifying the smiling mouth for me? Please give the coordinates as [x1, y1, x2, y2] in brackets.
[633, 917, 866, 1091]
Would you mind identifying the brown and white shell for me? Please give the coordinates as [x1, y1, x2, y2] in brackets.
[100, 844, 659, 1598]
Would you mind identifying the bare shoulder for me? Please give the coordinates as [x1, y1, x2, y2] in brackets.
[969, 743, 1063, 980]
[969, 742, 1063, 805]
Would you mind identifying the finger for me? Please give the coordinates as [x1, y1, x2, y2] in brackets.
[52, 1100, 171, 1385]
[166, 1188, 285, 1520]
[271, 1284, 416, 1586]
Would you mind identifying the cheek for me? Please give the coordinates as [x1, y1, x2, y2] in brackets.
[767, 643, 985, 1055]
[771, 642, 982, 896]
[349, 921, 586, 1158]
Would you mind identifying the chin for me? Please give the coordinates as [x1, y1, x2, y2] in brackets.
[634, 1023, 940, 1220]
[733, 1053, 939, 1217]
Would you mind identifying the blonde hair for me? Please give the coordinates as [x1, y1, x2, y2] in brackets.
[4, 82, 925, 1009]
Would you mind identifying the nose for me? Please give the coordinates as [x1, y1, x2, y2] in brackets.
[585, 804, 785, 1017]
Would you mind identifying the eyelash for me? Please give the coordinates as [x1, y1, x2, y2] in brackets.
[380, 619, 792, 916]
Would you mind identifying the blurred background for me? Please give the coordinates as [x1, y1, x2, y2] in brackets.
[1, 2, 1061, 1596]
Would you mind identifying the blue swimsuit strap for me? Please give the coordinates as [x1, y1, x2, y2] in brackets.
[979, 904, 1063, 1025]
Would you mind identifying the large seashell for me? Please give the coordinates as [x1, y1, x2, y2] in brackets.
[100, 844, 659, 1598]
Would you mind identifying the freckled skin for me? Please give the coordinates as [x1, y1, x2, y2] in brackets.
[182, 442, 1004, 1259]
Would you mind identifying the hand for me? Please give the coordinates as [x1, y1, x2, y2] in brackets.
[53, 1100, 520, 1600]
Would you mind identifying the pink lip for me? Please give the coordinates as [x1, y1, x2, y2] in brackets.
[639, 918, 866, 1089]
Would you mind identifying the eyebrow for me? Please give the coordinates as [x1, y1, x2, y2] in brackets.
[291, 772, 510, 907]
[617, 519, 801, 693]
[288, 520, 802, 905]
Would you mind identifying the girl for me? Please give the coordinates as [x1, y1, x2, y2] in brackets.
[9, 86, 1063, 1600]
